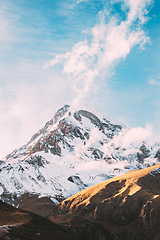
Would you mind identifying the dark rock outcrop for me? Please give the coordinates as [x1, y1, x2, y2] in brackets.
[67, 176, 88, 189]
[137, 144, 150, 163]
[155, 150, 160, 160]
[92, 149, 104, 159]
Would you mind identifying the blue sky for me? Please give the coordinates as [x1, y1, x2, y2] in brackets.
[0, 0, 160, 158]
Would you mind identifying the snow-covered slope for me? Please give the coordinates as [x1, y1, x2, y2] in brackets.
[0, 104, 160, 205]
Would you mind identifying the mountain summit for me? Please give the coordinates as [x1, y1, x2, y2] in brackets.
[0, 105, 160, 207]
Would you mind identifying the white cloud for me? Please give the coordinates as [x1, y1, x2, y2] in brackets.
[44, 0, 152, 105]
[110, 123, 153, 149]
[122, 0, 152, 24]
[148, 77, 160, 85]
[0, 0, 154, 159]
[121, 123, 153, 148]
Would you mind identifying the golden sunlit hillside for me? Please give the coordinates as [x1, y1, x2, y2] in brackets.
[49, 163, 160, 240]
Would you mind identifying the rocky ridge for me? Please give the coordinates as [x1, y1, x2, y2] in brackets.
[0, 104, 160, 209]
[49, 164, 160, 240]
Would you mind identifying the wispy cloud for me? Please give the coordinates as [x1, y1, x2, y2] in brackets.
[0, 0, 155, 159]
[76, 0, 87, 4]
[0, 3, 19, 44]
[148, 76, 160, 85]
[44, 0, 152, 105]
[64, 0, 87, 9]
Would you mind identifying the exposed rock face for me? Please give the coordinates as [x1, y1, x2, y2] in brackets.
[0, 105, 129, 206]
[1, 105, 160, 239]
[137, 144, 150, 163]
[138, 200, 158, 230]
[67, 176, 88, 189]
[1, 104, 160, 214]
[49, 164, 160, 240]
[74, 110, 105, 133]
[92, 149, 104, 159]
[155, 150, 160, 160]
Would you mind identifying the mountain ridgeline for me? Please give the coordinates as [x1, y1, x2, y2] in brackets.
[0, 105, 160, 239]
[50, 164, 160, 240]
[0, 104, 160, 206]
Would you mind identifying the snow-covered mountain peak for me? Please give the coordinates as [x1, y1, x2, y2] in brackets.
[28, 104, 70, 144]
[3, 104, 125, 164]
[0, 105, 160, 206]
